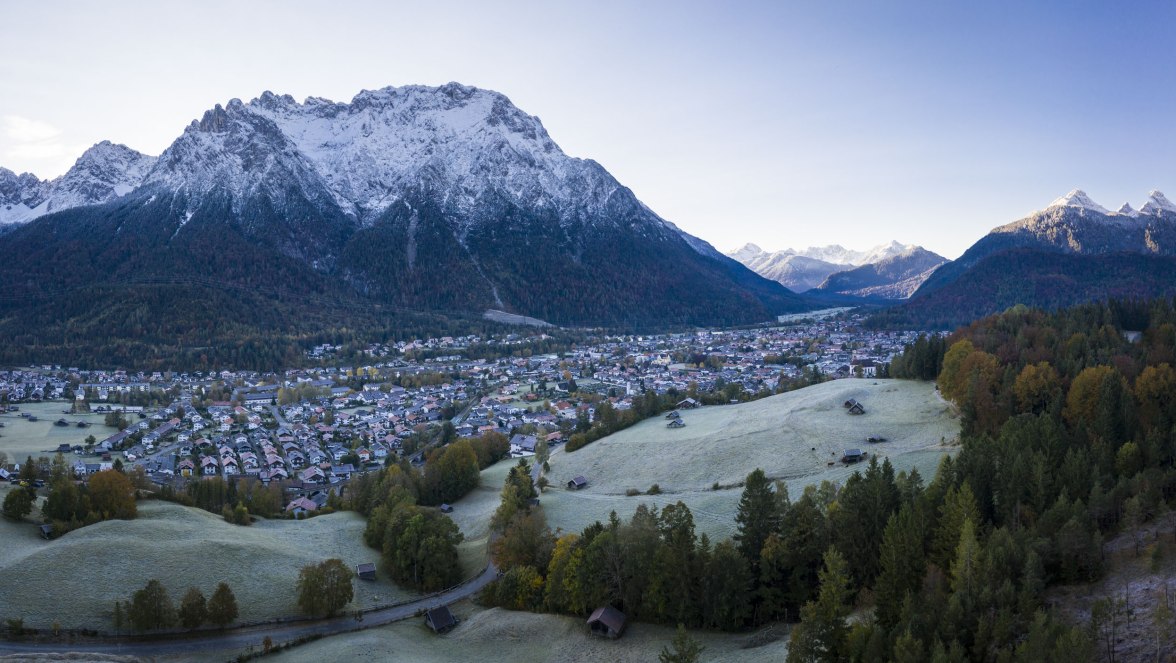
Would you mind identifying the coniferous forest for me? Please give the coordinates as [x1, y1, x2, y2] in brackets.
[475, 298, 1176, 661]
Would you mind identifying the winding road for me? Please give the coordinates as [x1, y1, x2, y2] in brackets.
[0, 562, 498, 658]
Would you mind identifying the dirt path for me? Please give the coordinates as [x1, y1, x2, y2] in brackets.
[0, 562, 498, 658]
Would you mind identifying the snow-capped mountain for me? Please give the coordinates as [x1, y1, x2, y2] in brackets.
[0, 83, 806, 330]
[727, 241, 944, 297]
[730, 249, 844, 293]
[0, 141, 155, 226]
[146, 85, 641, 227]
[893, 188, 1176, 328]
[813, 246, 948, 299]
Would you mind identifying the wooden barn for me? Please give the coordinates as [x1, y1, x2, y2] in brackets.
[568, 475, 588, 490]
[847, 401, 865, 415]
[841, 449, 866, 464]
[356, 562, 377, 580]
[425, 605, 458, 633]
[587, 606, 627, 639]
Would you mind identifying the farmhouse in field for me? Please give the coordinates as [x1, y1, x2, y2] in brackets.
[667, 418, 686, 429]
[356, 563, 377, 580]
[425, 605, 458, 633]
[567, 475, 588, 490]
[38, 524, 54, 540]
[587, 606, 627, 639]
[676, 398, 700, 410]
[847, 401, 865, 415]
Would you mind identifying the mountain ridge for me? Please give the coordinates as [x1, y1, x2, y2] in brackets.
[881, 188, 1176, 328]
[727, 241, 945, 297]
[0, 82, 809, 354]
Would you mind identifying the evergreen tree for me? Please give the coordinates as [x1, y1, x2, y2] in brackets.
[788, 547, 854, 663]
[874, 503, 925, 629]
[659, 624, 704, 663]
[733, 468, 786, 575]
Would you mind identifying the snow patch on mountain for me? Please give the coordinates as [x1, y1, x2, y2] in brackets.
[0, 141, 155, 225]
[1046, 189, 1110, 215]
[1141, 190, 1176, 215]
[727, 241, 939, 295]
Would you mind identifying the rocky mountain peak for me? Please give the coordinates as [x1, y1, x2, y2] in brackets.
[1046, 189, 1110, 214]
[1141, 190, 1176, 215]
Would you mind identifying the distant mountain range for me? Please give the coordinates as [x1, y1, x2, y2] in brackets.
[728, 241, 947, 298]
[877, 189, 1176, 328]
[0, 83, 812, 367]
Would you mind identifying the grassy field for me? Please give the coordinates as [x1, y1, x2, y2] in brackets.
[260, 602, 790, 663]
[0, 401, 121, 464]
[0, 499, 435, 630]
[451, 379, 960, 542]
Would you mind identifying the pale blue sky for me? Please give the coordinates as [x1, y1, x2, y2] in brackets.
[1, 1, 1174, 258]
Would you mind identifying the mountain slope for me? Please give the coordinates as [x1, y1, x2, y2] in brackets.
[871, 249, 1176, 330]
[729, 241, 943, 296]
[813, 246, 947, 299]
[879, 189, 1176, 328]
[0, 83, 809, 366]
[0, 141, 155, 226]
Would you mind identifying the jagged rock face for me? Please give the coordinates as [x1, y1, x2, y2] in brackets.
[0, 141, 155, 226]
[0, 83, 807, 328]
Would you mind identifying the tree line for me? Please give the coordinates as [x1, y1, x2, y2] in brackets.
[472, 298, 1176, 659]
[115, 580, 238, 633]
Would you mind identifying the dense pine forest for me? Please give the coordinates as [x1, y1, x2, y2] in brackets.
[473, 298, 1176, 661]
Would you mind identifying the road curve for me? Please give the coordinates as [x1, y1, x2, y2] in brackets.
[0, 562, 498, 658]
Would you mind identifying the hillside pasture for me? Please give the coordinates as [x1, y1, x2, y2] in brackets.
[0, 401, 120, 464]
[0, 500, 429, 630]
[535, 379, 958, 540]
[267, 603, 790, 663]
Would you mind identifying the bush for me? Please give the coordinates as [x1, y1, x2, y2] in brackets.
[647, 484, 662, 495]
[626, 488, 641, 496]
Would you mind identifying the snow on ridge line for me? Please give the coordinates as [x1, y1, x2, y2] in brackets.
[1043, 188, 1176, 217]
[1045, 189, 1110, 214]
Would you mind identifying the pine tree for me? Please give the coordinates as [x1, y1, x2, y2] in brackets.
[874, 504, 925, 629]
[733, 468, 786, 575]
[787, 547, 854, 663]
[659, 624, 704, 663]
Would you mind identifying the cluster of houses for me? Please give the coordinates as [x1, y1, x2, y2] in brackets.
[4, 313, 936, 520]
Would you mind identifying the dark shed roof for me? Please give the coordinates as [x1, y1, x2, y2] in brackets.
[587, 606, 627, 638]
[425, 605, 458, 633]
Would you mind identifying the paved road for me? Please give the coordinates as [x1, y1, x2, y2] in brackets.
[267, 404, 290, 429]
[0, 562, 498, 658]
